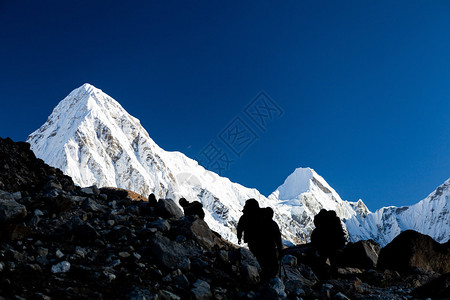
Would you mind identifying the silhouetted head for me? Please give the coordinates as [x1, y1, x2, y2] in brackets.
[179, 197, 189, 207]
[243, 198, 259, 213]
[263, 207, 274, 219]
[148, 193, 157, 202]
[314, 209, 328, 227]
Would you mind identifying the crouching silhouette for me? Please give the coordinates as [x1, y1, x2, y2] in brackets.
[237, 199, 282, 281]
[179, 197, 205, 220]
[311, 209, 346, 270]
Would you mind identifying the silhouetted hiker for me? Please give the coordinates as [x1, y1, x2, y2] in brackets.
[148, 193, 157, 207]
[311, 209, 346, 270]
[179, 197, 205, 219]
[237, 199, 282, 280]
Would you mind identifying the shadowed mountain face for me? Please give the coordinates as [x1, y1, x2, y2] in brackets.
[27, 84, 449, 247]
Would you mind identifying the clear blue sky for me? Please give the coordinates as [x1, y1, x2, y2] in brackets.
[1, 1, 449, 211]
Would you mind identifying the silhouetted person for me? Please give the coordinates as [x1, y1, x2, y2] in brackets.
[311, 209, 345, 269]
[148, 193, 157, 207]
[179, 197, 205, 220]
[237, 199, 282, 280]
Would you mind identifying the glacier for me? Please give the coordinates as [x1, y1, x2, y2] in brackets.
[27, 83, 449, 246]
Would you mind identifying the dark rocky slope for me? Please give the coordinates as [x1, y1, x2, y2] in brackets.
[0, 137, 448, 300]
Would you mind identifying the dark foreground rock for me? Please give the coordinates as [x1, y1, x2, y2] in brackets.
[378, 230, 450, 273]
[1, 137, 449, 299]
[339, 239, 381, 270]
[412, 272, 450, 299]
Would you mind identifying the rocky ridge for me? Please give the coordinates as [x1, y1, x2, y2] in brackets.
[1, 137, 449, 299]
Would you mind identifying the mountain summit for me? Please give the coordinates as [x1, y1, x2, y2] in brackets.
[28, 83, 175, 199]
[28, 84, 449, 246]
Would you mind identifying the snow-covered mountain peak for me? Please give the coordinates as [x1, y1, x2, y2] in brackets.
[273, 167, 315, 200]
[271, 167, 341, 204]
[349, 199, 370, 217]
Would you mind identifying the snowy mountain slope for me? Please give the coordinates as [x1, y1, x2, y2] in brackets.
[27, 83, 449, 246]
[344, 178, 450, 246]
[26, 84, 308, 243]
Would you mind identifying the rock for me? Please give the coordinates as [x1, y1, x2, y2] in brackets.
[148, 234, 191, 270]
[75, 246, 87, 258]
[334, 292, 351, 300]
[11, 191, 21, 200]
[127, 288, 158, 300]
[218, 250, 229, 263]
[56, 249, 64, 258]
[241, 264, 260, 285]
[269, 277, 287, 298]
[412, 272, 450, 299]
[155, 198, 183, 219]
[149, 219, 171, 232]
[72, 223, 100, 242]
[118, 252, 131, 258]
[238, 248, 261, 270]
[159, 290, 181, 300]
[36, 255, 49, 266]
[340, 239, 380, 269]
[337, 267, 363, 276]
[281, 254, 297, 267]
[80, 187, 95, 196]
[108, 259, 121, 268]
[377, 230, 450, 273]
[173, 274, 190, 289]
[51, 261, 71, 273]
[284, 280, 306, 297]
[33, 292, 51, 300]
[191, 279, 212, 300]
[0, 190, 27, 224]
[189, 218, 215, 249]
[82, 198, 106, 212]
[10, 224, 31, 240]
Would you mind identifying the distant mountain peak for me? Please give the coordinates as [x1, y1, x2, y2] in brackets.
[273, 167, 316, 200]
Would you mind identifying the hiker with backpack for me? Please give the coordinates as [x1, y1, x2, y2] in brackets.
[237, 199, 282, 280]
[311, 209, 346, 271]
[179, 197, 205, 220]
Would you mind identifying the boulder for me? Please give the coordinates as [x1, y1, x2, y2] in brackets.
[241, 264, 260, 285]
[377, 230, 450, 273]
[269, 277, 287, 298]
[238, 248, 261, 270]
[81, 198, 106, 212]
[281, 254, 297, 267]
[189, 218, 215, 249]
[155, 198, 183, 219]
[159, 290, 181, 300]
[148, 234, 190, 270]
[0, 190, 27, 224]
[340, 240, 380, 269]
[190, 279, 212, 300]
[284, 280, 306, 297]
[149, 219, 171, 232]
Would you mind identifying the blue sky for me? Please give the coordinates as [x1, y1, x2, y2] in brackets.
[1, 1, 449, 211]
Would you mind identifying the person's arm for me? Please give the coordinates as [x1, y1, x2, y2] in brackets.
[237, 216, 246, 244]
